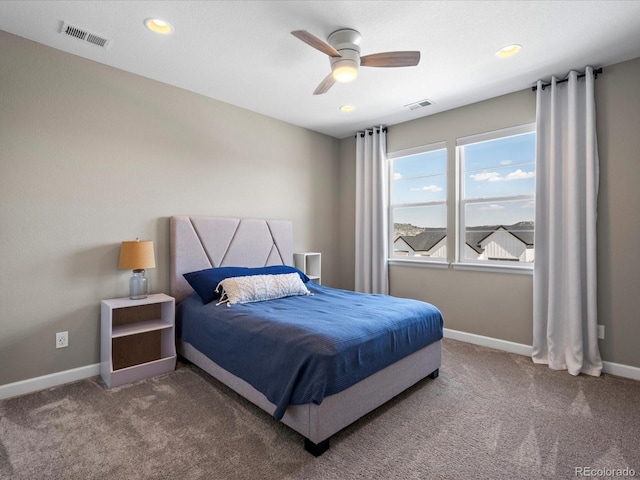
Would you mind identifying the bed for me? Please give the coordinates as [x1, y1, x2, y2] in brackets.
[170, 215, 443, 455]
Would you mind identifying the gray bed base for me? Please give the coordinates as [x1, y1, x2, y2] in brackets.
[170, 215, 441, 455]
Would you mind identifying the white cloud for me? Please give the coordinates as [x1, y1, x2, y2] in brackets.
[481, 204, 505, 210]
[505, 169, 535, 181]
[410, 185, 443, 192]
[471, 169, 535, 183]
[394, 172, 402, 180]
[471, 172, 502, 182]
[500, 160, 513, 165]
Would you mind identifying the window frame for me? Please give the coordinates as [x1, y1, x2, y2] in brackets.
[455, 123, 536, 272]
[387, 141, 448, 265]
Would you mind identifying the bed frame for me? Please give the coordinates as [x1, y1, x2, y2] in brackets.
[170, 215, 441, 455]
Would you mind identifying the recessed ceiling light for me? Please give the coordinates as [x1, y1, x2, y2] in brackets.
[340, 105, 355, 112]
[144, 18, 173, 35]
[496, 44, 521, 58]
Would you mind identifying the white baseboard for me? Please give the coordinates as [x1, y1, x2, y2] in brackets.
[2, 332, 639, 401]
[443, 328, 533, 357]
[601, 360, 640, 381]
[443, 328, 640, 381]
[0, 363, 100, 400]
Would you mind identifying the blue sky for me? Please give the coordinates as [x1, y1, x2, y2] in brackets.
[392, 132, 535, 228]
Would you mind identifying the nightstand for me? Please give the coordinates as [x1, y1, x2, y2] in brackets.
[100, 293, 176, 388]
[294, 252, 321, 284]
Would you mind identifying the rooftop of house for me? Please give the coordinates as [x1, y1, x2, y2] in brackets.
[396, 222, 534, 253]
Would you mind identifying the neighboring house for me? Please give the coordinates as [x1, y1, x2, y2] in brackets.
[395, 223, 534, 262]
[475, 226, 534, 262]
[394, 230, 447, 258]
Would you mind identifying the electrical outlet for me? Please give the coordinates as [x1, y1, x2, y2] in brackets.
[597, 324, 605, 340]
[56, 331, 68, 349]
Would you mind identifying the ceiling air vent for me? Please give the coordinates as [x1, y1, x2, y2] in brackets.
[60, 22, 111, 48]
[405, 99, 433, 111]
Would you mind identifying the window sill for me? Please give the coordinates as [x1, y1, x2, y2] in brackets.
[388, 259, 534, 275]
[388, 258, 450, 269]
[452, 262, 533, 275]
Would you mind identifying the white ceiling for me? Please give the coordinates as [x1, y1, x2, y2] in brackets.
[2, 1, 640, 139]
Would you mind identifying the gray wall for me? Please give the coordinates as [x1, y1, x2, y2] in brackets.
[2, 27, 639, 389]
[339, 56, 640, 369]
[0, 31, 341, 386]
[387, 90, 536, 347]
[595, 57, 640, 368]
[338, 135, 357, 291]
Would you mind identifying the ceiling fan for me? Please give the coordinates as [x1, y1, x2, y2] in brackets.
[291, 28, 420, 95]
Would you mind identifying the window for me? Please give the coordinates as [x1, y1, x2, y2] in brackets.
[388, 142, 447, 261]
[457, 124, 536, 267]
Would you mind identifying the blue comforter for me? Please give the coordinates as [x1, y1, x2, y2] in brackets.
[176, 283, 443, 419]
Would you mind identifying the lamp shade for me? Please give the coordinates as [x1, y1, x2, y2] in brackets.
[118, 240, 155, 270]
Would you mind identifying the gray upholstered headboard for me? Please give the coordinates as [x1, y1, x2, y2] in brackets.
[170, 216, 294, 302]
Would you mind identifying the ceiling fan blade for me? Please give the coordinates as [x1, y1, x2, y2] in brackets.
[291, 30, 342, 57]
[313, 73, 336, 95]
[360, 51, 421, 68]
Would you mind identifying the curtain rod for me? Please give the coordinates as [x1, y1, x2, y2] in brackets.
[532, 67, 603, 92]
[355, 127, 387, 138]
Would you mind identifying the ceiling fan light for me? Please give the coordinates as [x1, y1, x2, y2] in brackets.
[332, 63, 358, 83]
[333, 67, 357, 83]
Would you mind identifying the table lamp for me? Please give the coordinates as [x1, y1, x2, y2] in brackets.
[118, 239, 155, 299]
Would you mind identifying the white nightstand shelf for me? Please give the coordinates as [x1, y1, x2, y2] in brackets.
[112, 320, 173, 338]
[294, 252, 321, 284]
[101, 293, 176, 388]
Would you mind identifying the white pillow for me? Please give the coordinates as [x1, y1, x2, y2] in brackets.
[216, 273, 311, 306]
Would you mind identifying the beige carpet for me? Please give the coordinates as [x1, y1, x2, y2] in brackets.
[1, 339, 639, 480]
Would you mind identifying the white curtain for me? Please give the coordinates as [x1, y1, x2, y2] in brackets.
[532, 66, 602, 376]
[355, 127, 388, 294]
